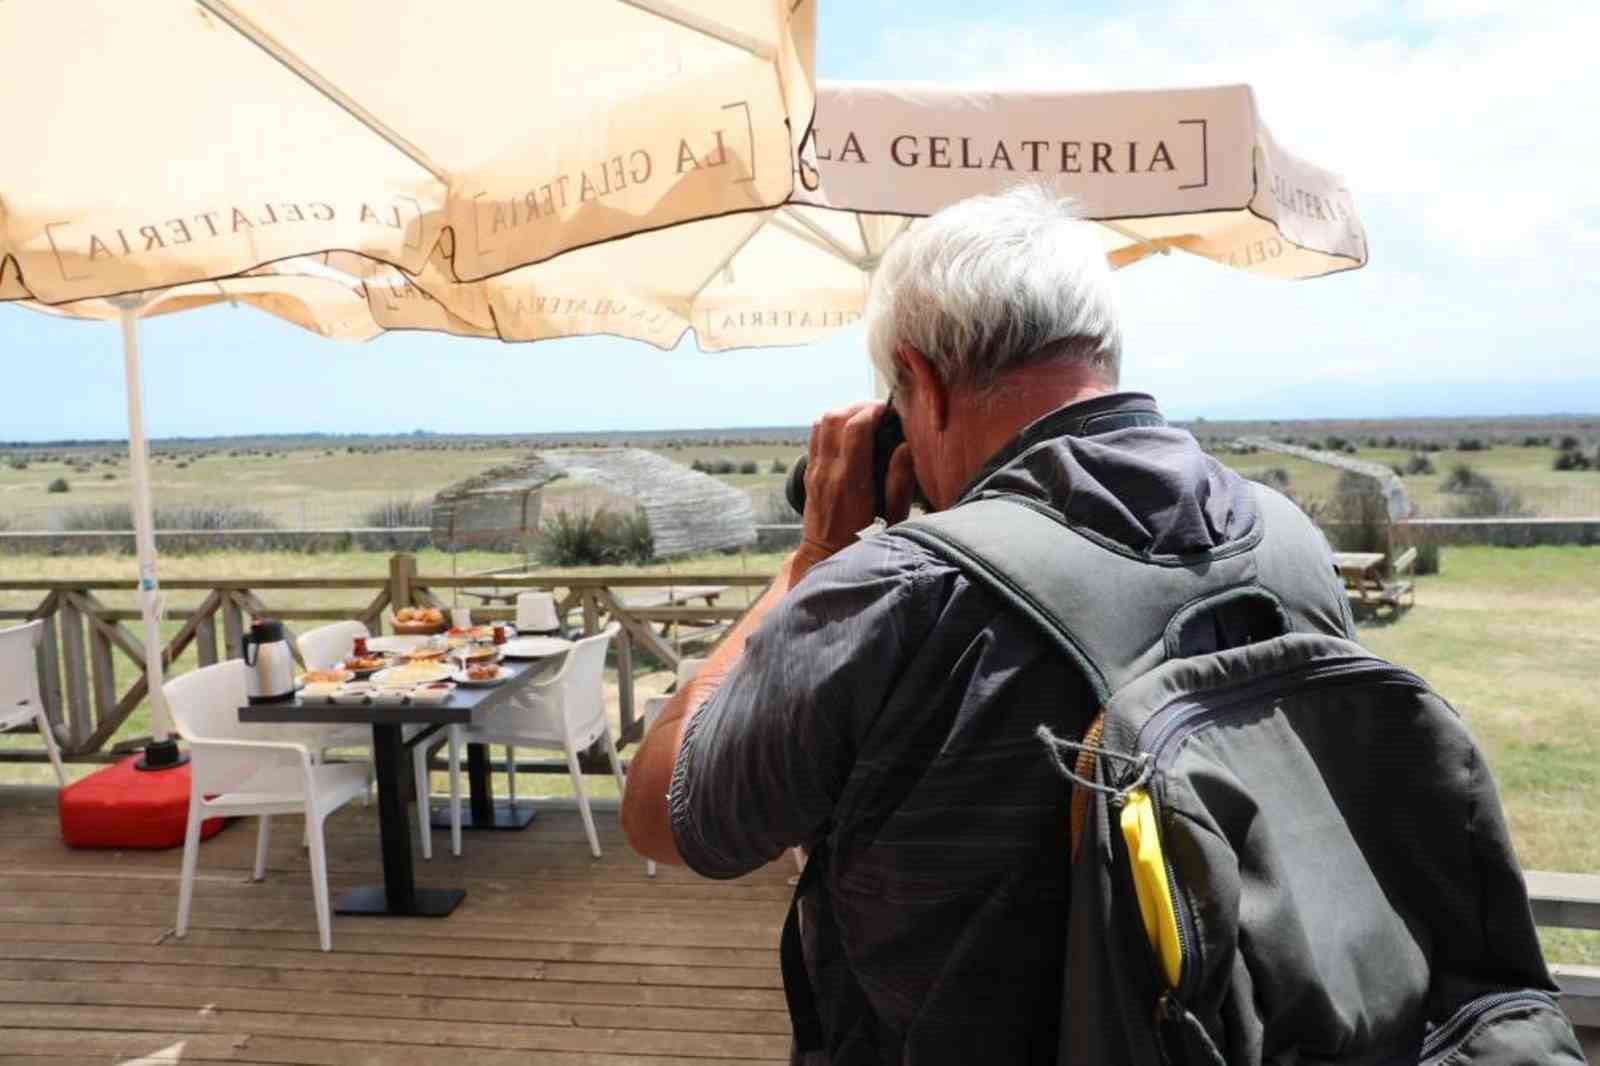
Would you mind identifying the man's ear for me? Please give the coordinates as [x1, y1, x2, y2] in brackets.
[898, 345, 949, 431]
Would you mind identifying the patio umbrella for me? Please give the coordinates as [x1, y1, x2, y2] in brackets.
[0, 0, 816, 768]
[349, 80, 1366, 354]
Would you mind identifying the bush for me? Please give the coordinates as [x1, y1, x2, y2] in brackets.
[536, 506, 654, 566]
[1324, 471, 1389, 553]
[1558, 435, 1582, 452]
[1455, 438, 1486, 452]
[8, 460, 27, 470]
[53, 501, 279, 532]
[360, 497, 433, 528]
[711, 458, 737, 475]
[738, 459, 759, 475]
[1448, 484, 1529, 518]
[101, 472, 115, 480]
[1520, 435, 1549, 448]
[1440, 463, 1493, 495]
[46, 477, 69, 493]
[1242, 467, 1292, 491]
[770, 458, 788, 474]
[689, 459, 708, 473]
[1403, 453, 1436, 476]
[1552, 450, 1594, 472]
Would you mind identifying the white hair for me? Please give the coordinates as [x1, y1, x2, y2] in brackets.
[865, 184, 1121, 396]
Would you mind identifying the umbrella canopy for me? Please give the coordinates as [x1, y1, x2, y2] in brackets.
[0, 0, 816, 305]
[796, 80, 1366, 279]
[341, 80, 1366, 353]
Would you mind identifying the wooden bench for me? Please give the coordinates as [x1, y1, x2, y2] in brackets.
[1334, 549, 1415, 613]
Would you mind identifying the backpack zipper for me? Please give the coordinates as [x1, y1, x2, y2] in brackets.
[1113, 656, 1431, 1002]
[1418, 990, 1561, 1060]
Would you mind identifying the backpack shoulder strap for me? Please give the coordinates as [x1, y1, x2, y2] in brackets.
[894, 486, 1342, 704]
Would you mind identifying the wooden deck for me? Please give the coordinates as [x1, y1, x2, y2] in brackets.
[0, 785, 793, 1065]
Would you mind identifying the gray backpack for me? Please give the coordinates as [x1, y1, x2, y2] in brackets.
[888, 485, 1586, 1065]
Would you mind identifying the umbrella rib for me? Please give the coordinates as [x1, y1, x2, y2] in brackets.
[688, 216, 769, 301]
[617, 0, 775, 59]
[196, 0, 450, 183]
[1099, 220, 1171, 257]
[773, 208, 867, 269]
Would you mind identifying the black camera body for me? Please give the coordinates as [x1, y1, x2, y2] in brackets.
[784, 408, 908, 520]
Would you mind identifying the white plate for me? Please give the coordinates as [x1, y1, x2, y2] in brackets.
[365, 635, 430, 654]
[372, 662, 452, 686]
[500, 636, 573, 659]
[450, 666, 512, 687]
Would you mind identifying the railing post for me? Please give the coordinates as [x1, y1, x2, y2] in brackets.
[390, 553, 417, 613]
[196, 607, 219, 667]
[35, 608, 65, 732]
[56, 593, 92, 749]
[88, 617, 117, 740]
[615, 625, 635, 742]
[221, 593, 245, 660]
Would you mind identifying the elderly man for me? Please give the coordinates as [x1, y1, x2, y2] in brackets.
[622, 185, 1263, 1063]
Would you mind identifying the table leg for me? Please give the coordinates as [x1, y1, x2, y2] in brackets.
[429, 741, 536, 831]
[335, 722, 464, 917]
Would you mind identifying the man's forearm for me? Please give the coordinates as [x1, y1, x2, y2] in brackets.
[619, 547, 824, 864]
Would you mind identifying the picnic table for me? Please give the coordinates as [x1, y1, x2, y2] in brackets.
[238, 652, 563, 919]
[1333, 548, 1417, 611]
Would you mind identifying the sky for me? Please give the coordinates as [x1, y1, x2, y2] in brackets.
[2, 0, 1597, 442]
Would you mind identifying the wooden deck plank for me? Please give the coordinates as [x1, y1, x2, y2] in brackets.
[0, 788, 794, 1063]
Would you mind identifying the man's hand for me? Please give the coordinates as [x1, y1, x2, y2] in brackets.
[795, 402, 916, 581]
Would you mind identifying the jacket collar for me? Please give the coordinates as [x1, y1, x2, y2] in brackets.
[955, 391, 1166, 503]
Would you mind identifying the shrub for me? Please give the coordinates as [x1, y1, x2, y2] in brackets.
[101, 472, 115, 480]
[1323, 435, 1349, 452]
[360, 497, 433, 528]
[689, 459, 708, 473]
[712, 458, 737, 475]
[53, 501, 279, 532]
[1243, 467, 1292, 491]
[1404, 453, 1436, 476]
[1324, 471, 1389, 553]
[1520, 435, 1550, 448]
[615, 507, 655, 563]
[536, 506, 653, 566]
[1448, 483, 1529, 518]
[1558, 435, 1582, 452]
[738, 459, 759, 475]
[1552, 450, 1594, 472]
[9, 460, 28, 470]
[46, 477, 69, 494]
[770, 457, 789, 474]
[175, 461, 189, 469]
[1440, 463, 1493, 495]
[1455, 437, 1486, 452]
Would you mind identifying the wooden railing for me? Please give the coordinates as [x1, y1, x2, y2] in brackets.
[0, 553, 772, 764]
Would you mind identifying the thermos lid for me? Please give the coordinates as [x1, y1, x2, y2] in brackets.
[250, 619, 286, 642]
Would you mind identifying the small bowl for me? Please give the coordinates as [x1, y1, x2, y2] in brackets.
[408, 683, 456, 706]
[333, 682, 375, 705]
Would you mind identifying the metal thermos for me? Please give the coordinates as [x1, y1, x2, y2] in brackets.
[242, 619, 296, 704]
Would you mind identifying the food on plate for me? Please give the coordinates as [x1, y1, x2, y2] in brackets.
[341, 655, 387, 672]
[395, 606, 419, 623]
[301, 681, 341, 701]
[402, 646, 447, 661]
[300, 669, 353, 684]
[465, 662, 501, 682]
[332, 681, 375, 704]
[409, 682, 456, 706]
[394, 606, 445, 628]
[377, 662, 453, 685]
[421, 608, 444, 625]
[447, 625, 492, 639]
[461, 646, 498, 663]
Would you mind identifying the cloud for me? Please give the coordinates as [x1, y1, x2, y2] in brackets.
[865, 1, 1600, 269]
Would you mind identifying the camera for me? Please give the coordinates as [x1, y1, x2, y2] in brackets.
[784, 407, 912, 520]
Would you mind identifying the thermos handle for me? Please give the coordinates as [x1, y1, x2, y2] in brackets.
[242, 631, 257, 666]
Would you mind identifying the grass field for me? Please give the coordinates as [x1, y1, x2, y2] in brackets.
[4, 425, 1597, 535]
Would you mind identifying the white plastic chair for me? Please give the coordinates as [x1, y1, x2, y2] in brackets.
[423, 624, 623, 859]
[0, 621, 67, 787]
[515, 592, 562, 634]
[640, 657, 705, 878]
[168, 660, 368, 951]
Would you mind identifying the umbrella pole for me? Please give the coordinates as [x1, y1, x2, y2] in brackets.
[112, 299, 188, 771]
